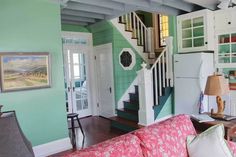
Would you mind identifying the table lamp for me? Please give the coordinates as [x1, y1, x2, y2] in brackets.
[204, 74, 230, 118]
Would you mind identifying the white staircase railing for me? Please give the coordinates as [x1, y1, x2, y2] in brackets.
[137, 37, 174, 126]
[120, 12, 154, 53]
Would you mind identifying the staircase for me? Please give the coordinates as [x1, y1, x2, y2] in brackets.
[110, 12, 156, 64]
[110, 85, 143, 132]
[109, 12, 174, 132]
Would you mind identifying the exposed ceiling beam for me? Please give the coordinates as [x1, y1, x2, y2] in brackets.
[110, 0, 180, 15]
[70, 0, 125, 11]
[151, 0, 194, 12]
[111, 0, 151, 8]
[67, 2, 117, 15]
[62, 20, 88, 26]
[61, 15, 96, 23]
[61, 9, 105, 20]
[183, 0, 218, 10]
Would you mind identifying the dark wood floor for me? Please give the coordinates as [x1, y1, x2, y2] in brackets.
[49, 116, 125, 157]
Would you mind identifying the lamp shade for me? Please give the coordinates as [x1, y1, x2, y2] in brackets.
[204, 74, 230, 96]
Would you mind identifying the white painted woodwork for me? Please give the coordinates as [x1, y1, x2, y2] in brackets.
[110, 11, 156, 64]
[214, 7, 236, 68]
[62, 31, 93, 118]
[110, 17, 150, 63]
[137, 63, 155, 126]
[138, 37, 174, 125]
[94, 43, 116, 118]
[177, 9, 215, 53]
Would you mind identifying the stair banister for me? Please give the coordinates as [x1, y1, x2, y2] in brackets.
[138, 36, 174, 125]
[137, 62, 155, 126]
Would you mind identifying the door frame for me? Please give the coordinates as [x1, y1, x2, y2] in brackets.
[94, 43, 116, 117]
[62, 31, 97, 117]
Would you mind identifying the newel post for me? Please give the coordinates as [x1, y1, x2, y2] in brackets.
[137, 62, 154, 126]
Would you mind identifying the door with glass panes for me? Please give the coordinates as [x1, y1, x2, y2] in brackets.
[64, 47, 91, 118]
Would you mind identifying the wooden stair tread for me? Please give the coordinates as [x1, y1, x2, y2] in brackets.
[110, 116, 143, 128]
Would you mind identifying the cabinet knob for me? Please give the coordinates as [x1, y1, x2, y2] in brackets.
[205, 42, 208, 45]
[228, 22, 231, 24]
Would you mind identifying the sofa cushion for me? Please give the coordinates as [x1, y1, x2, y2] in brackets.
[187, 124, 234, 157]
[64, 133, 143, 157]
[133, 114, 197, 157]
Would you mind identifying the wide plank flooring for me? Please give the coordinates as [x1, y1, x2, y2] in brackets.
[50, 116, 125, 157]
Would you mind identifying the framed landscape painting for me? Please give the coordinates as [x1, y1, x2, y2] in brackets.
[0, 52, 51, 92]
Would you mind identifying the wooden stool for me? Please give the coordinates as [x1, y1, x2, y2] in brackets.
[67, 113, 85, 148]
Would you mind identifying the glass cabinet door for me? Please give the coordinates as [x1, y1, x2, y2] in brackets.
[218, 33, 236, 64]
[181, 16, 205, 49]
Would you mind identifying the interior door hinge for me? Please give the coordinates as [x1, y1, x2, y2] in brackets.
[94, 56, 96, 60]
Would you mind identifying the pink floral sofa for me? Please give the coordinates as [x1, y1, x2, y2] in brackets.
[65, 114, 236, 157]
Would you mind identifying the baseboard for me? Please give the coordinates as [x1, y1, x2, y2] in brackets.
[154, 114, 173, 123]
[33, 137, 72, 157]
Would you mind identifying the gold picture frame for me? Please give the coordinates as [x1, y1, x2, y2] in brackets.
[0, 52, 51, 92]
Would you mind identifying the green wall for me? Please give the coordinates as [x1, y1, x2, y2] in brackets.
[62, 24, 89, 32]
[0, 0, 68, 146]
[60, 14, 177, 118]
[156, 15, 177, 118]
[88, 21, 144, 107]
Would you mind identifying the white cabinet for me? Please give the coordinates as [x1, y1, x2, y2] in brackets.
[215, 8, 236, 32]
[214, 7, 236, 68]
[177, 9, 214, 53]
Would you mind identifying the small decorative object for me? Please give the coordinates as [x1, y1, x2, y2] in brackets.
[0, 52, 51, 92]
[204, 74, 230, 119]
[119, 48, 136, 70]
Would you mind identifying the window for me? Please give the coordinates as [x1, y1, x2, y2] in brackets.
[158, 15, 169, 47]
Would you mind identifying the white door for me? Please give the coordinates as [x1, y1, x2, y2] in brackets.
[62, 32, 92, 118]
[94, 43, 115, 118]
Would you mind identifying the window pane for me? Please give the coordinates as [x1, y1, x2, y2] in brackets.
[74, 65, 80, 78]
[73, 53, 79, 64]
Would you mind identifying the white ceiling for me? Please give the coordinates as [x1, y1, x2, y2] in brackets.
[52, 0, 221, 26]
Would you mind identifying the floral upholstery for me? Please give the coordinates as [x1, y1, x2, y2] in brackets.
[64, 133, 143, 157]
[133, 114, 197, 157]
[63, 114, 236, 157]
[228, 141, 236, 156]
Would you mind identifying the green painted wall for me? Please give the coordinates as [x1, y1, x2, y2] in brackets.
[89, 15, 177, 116]
[62, 24, 89, 32]
[88, 21, 144, 107]
[0, 0, 68, 146]
[156, 15, 177, 118]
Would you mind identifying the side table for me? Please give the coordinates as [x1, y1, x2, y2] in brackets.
[191, 117, 236, 141]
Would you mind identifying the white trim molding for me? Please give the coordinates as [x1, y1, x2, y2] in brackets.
[33, 137, 72, 157]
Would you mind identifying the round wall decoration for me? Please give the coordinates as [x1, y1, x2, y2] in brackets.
[119, 48, 136, 70]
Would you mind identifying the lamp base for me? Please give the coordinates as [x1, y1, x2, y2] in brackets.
[211, 96, 225, 115]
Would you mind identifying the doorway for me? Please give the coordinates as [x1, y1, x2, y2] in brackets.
[62, 32, 92, 118]
[94, 43, 115, 118]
